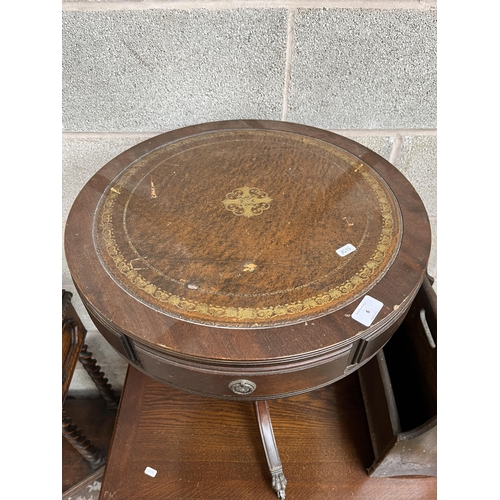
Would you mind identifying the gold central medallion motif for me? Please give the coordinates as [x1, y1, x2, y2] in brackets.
[223, 186, 272, 218]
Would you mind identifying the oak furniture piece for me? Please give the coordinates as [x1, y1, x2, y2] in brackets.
[62, 398, 117, 500]
[98, 365, 437, 500]
[65, 120, 432, 498]
[358, 274, 437, 477]
[62, 290, 120, 477]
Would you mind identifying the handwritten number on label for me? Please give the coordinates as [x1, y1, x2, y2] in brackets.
[351, 295, 384, 327]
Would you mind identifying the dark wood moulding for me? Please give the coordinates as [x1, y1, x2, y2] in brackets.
[65, 120, 431, 400]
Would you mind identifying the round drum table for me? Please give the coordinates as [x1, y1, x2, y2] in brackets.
[65, 120, 431, 499]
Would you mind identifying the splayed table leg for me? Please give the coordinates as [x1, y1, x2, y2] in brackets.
[254, 401, 287, 499]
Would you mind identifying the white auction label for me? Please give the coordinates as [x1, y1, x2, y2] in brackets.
[351, 295, 384, 327]
[336, 243, 356, 257]
[144, 466, 157, 477]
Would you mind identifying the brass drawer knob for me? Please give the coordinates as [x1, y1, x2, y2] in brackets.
[229, 379, 256, 395]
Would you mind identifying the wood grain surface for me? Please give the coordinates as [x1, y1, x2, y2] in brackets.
[99, 366, 436, 500]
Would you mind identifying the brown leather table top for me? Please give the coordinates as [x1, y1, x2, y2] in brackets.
[65, 120, 430, 367]
[94, 127, 401, 328]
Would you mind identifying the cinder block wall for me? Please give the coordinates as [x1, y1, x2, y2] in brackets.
[62, 0, 437, 396]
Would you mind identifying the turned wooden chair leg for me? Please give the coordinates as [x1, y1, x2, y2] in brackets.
[79, 343, 120, 409]
[62, 410, 106, 470]
[254, 401, 287, 500]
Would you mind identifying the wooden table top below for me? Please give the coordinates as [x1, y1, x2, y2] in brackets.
[98, 366, 437, 500]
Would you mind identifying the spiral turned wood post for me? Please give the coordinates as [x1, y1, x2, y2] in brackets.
[79, 344, 120, 409]
[62, 410, 106, 469]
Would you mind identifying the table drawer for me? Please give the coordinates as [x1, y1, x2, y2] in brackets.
[133, 342, 352, 400]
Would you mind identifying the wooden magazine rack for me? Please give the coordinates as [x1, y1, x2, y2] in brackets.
[358, 275, 437, 477]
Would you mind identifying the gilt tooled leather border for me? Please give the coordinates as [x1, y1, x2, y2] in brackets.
[95, 132, 401, 325]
